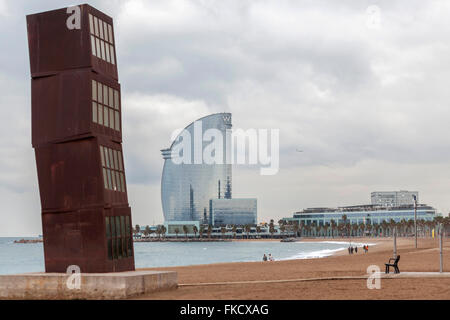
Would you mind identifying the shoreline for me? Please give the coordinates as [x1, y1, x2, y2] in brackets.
[138, 237, 384, 266]
[130, 237, 388, 270]
[137, 237, 450, 299]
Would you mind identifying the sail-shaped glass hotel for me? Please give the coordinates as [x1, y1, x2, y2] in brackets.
[161, 113, 257, 228]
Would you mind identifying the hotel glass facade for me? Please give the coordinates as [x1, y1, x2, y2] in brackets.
[161, 113, 232, 222]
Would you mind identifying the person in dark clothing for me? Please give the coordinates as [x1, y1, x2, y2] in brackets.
[263, 254, 268, 261]
[355, 246, 358, 253]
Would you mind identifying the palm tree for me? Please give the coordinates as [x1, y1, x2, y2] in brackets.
[174, 228, 180, 239]
[232, 225, 237, 239]
[245, 225, 251, 239]
[389, 219, 397, 237]
[256, 225, 261, 238]
[193, 225, 198, 238]
[278, 219, 285, 228]
[352, 223, 358, 238]
[381, 220, 388, 237]
[269, 219, 275, 239]
[160, 225, 167, 239]
[399, 219, 407, 237]
[330, 219, 337, 238]
[299, 221, 305, 237]
[433, 217, 444, 237]
[407, 219, 414, 237]
[280, 224, 286, 237]
[156, 226, 161, 240]
[134, 224, 140, 238]
[418, 219, 425, 237]
[207, 225, 212, 239]
[366, 223, 373, 237]
[142, 225, 150, 238]
[323, 222, 330, 238]
[199, 226, 204, 239]
[429, 220, 436, 237]
[346, 222, 351, 238]
[183, 225, 188, 240]
[417, 219, 423, 236]
[424, 220, 432, 237]
[310, 222, 317, 237]
[315, 224, 321, 237]
[358, 222, 365, 237]
[337, 221, 345, 237]
[443, 217, 450, 234]
[221, 227, 226, 239]
[305, 224, 311, 237]
[434, 216, 444, 230]
[269, 221, 275, 238]
[371, 222, 378, 237]
[341, 215, 348, 237]
[293, 221, 300, 237]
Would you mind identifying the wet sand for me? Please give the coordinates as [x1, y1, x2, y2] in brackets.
[135, 237, 450, 300]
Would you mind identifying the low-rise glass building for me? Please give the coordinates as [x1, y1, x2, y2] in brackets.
[163, 220, 200, 236]
[283, 204, 436, 226]
[210, 198, 257, 226]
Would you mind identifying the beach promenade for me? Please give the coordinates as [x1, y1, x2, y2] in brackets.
[136, 237, 450, 300]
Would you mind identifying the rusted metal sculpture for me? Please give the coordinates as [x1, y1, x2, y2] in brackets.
[26, 4, 135, 272]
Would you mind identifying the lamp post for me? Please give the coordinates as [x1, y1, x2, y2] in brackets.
[393, 226, 397, 259]
[413, 195, 417, 249]
[439, 223, 443, 273]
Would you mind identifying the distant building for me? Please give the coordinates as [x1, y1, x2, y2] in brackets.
[160, 113, 257, 227]
[371, 190, 418, 207]
[161, 113, 232, 222]
[210, 199, 257, 226]
[283, 191, 435, 227]
[284, 204, 436, 227]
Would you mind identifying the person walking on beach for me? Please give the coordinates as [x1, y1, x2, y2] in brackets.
[348, 247, 351, 254]
[355, 246, 358, 253]
[263, 254, 267, 262]
[268, 253, 274, 261]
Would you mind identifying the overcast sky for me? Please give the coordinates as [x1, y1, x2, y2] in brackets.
[1, 0, 450, 236]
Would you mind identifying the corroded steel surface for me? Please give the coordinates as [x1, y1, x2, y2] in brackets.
[27, 5, 118, 80]
[27, 4, 134, 273]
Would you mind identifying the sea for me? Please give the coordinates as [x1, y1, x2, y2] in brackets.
[0, 237, 373, 275]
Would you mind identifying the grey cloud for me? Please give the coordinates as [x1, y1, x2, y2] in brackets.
[1, 0, 450, 234]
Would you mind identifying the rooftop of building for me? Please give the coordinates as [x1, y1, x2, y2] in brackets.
[295, 203, 435, 215]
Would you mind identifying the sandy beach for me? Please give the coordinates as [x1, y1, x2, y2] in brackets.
[135, 237, 450, 300]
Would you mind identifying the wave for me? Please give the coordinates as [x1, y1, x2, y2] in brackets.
[279, 241, 378, 260]
[299, 241, 377, 246]
[279, 247, 347, 260]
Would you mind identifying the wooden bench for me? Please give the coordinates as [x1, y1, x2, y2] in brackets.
[385, 255, 400, 274]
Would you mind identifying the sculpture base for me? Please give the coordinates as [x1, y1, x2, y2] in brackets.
[0, 270, 177, 300]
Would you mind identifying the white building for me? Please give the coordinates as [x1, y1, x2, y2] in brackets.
[371, 191, 419, 207]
